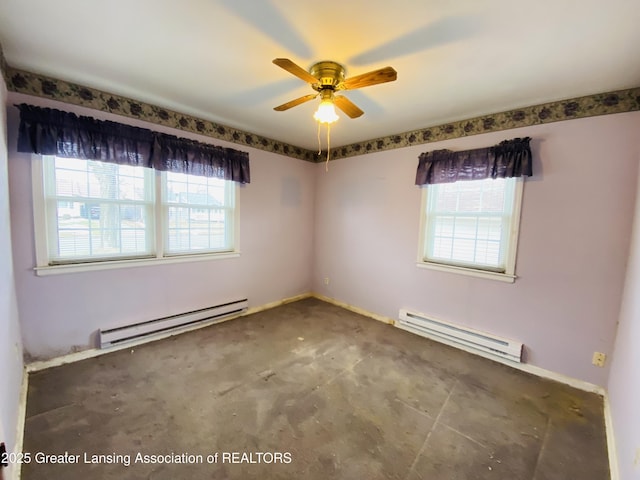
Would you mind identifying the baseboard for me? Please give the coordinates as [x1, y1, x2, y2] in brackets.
[311, 293, 395, 325]
[603, 393, 620, 480]
[26, 292, 313, 373]
[515, 360, 605, 395]
[244, 292, 312, 315]
[10, 368, 28, 480]
[405, 318, 604, 394]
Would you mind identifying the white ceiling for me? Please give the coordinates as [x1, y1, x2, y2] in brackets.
[1, 0, 639, 150]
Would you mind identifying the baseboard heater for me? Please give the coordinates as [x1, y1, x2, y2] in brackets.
[397, 308, 523, 362]
[99, 298, 249, 348]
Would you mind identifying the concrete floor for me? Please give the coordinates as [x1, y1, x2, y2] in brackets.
[22, 298, 609, 479]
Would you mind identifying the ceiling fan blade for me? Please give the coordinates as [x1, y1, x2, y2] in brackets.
[273, 93, 318, 111]
[334, 95, 364, 119]
[272, 58, 318, 84]
[342, 66, 397, 90]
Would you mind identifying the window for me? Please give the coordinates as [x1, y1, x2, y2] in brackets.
[34, 156, 238, 271]
[163, 172, 236, 254]
[418, 177, 523, 282]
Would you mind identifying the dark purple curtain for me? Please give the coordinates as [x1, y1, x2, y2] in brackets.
[17, 104, 250, 184]
[415, 137, 532, 185]
[153, 134, 251, 184]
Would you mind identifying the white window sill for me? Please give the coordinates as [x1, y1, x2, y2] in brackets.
[34, 252, 241, 276]
[416, 261, 516, 283]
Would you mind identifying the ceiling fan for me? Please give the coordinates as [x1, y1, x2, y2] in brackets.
[272, 58, 397, 122]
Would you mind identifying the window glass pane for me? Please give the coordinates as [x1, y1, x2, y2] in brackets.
[46, 157, 154, 262]
[435, 184, 458, 211]
[457, 183, 482, 212]
[164, 173, 235, 255]
[482, 181, 506, 212]
[424, 178, 516, 271]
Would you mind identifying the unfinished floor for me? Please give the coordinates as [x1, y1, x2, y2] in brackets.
[21, 298, 609, 479]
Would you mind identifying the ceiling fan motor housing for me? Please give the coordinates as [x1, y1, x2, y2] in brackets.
[310, 61, 345, 91]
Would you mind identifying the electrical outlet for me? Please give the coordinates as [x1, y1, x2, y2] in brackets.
[634, 446, 640, 468]
[324, 277, 330, 285]
[592, 352, 606, 367]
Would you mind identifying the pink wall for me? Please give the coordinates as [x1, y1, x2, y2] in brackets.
[7, 94, 316, 360]
[0, 79, 25, 474]
[608, 160, 640, 479]
[313, 112, 640, 386]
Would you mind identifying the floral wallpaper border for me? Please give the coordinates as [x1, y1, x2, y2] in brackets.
[2, 49, 639, 163]
[5, 66, 317, 162]
[330, 87, 640, 160]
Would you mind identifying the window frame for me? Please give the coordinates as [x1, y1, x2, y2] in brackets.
[31, 155, 240, 276]
[416, 177, 524, 283]
[41, 155, 157, 264]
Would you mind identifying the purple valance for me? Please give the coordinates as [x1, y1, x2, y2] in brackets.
[16, 104, 250, 184]
[154, 134, 250, 184]
[415, 137, 532, 185]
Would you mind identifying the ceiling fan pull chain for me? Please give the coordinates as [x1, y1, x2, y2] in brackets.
[317, 122, 322, 155]
[326, 123, 331, 172]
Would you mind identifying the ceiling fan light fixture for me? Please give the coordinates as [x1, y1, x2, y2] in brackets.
[273, 58, 397, 122]
[313, 97, 339, 124]
[272, 58, 397, 171]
